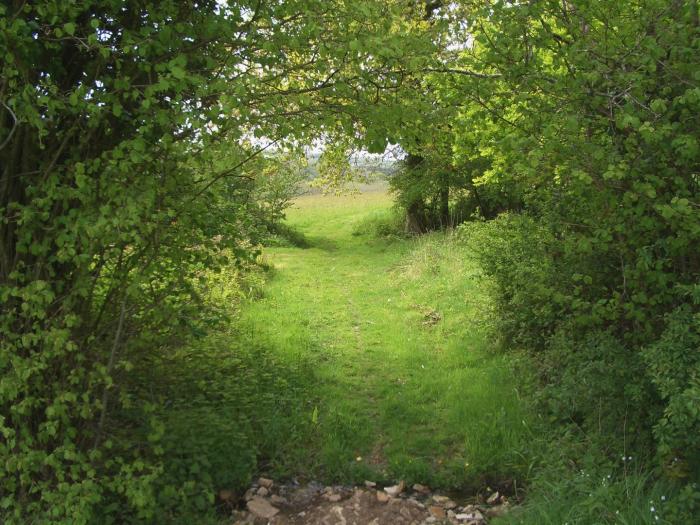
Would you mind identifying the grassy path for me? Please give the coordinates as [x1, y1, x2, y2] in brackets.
[239, 189, 531, 491]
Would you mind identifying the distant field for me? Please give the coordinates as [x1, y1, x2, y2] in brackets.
[299, 178, 390, 196]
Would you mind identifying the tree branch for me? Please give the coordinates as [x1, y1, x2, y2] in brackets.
[0, 101, 17, 152]
[423, 67, 502, 79]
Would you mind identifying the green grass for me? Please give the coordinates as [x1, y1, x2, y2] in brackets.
[498, 443, 681, 525]
[154, 189, 677, 525]
[238, 189, 533, 490]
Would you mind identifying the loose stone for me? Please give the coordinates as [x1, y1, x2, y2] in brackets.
[246, 496, 279, 519]
[376, 491, 391, 503]
[486, 491, 501, 505]
[384, 480, 405, 497]
[429, 505, 446, 519]
[258, 477, 274, 489]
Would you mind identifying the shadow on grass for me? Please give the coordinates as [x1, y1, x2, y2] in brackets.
[265, 223, 342, 252]
[148, 331, 319, 481]
[303, 235, 338, 251]
[265, 223, 311, 248]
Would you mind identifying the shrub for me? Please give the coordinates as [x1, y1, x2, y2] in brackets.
[461, 213, 699, 515]
[540, 329, 659, 453]
[642, 301, 700, 481]
[252, 153, 309, 229]
[458, 215, 560, 348]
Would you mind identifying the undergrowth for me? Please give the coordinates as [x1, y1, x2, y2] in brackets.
[495, 431, 694, 525]
[457, 217, 700, 524]
[350, 207, 407, 239]
[103, 260, 318, 524]
[141, 332, 316, 524]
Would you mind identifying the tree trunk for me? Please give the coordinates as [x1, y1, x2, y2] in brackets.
[438, 172, 449, 228]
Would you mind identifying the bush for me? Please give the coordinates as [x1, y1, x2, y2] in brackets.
[252, 153, 309, 229]
[540, 329, 658, 453]
[458, 215, 560, 348]
[461, 214, 700, 517]
[642, 301, 700, 481]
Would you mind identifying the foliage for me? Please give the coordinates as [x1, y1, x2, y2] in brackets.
[458, 215, 557, 348]
[310, 145, 381, 195]
[0, 1, 441, 522]
[403, 0, 700, 511]
[3, 0, 699, 521]
[389, 153, 456, 232]
[389, 138, 522, 233]
[642, 301, 700, 481]
[252, 152, 309, 229]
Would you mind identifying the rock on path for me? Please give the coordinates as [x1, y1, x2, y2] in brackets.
[228, 477, 510, 525]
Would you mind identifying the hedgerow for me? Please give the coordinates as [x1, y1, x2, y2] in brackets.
[0, 1, 440, 522]
[444, 0, 700, 514]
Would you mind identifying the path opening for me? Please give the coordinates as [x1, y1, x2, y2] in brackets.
[238, 186, 532, 491]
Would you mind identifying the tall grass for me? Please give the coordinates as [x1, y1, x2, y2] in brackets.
[498, 450, 679, 525]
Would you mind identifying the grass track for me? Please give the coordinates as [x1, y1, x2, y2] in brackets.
[239, 189, 532, 490]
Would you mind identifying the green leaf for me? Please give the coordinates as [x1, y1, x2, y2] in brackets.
[171, 66, 186, 80]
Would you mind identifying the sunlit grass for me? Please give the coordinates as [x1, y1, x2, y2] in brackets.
[238, 188, 534, 489]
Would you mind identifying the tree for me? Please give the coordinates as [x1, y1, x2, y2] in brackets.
[253, 152, 309, 228]
[443, 0, 700, 493]
[0, 1, 442, 521]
